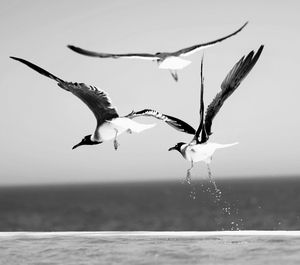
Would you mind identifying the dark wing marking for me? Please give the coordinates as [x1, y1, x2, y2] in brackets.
[204, 45, 264, 136]
[172, 22, 248, 57]
[67, 45, 159, 60]
[193, 56, 208, 143]
[60, 83, 119, 125]
[10, 56, 64, 84]
[126, 109, 196, 135]
[10, 56, 119, 125]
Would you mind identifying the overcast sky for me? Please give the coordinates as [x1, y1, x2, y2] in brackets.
[1, 0, 300, 185]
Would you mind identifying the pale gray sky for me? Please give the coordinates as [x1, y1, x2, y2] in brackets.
[1, 0, 300, 185]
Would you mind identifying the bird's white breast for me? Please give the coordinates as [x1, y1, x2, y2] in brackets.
[96, 120, 126, 141]
[94, 118, 156, 141]
[158, 56, 191, 70]
[183, 142, 238, 163]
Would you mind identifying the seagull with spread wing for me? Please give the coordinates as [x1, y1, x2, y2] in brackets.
[10, 57, 165, 150]
[127, 45, 264, 181]
[67, 22, 248, 82]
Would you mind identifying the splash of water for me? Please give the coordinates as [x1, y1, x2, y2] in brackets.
[205, 164, 244, 230]
[185, 168, 196, 200]
[183, 164, 244, 230]
[206, 164, 222, 201]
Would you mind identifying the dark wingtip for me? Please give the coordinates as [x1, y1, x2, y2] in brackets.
[67, 45, 79, 52]
[258, 44, 264, 52]
[253, 45, 264, 62]
[10, 56, 64, 84]
[10, 56, 31, 66]
[249, 45, 264, 64]
[10, 56, 21, 61]
[235, 21, 248, 34]
[240, 21, 249, 30]
[243, 21, 249, 27]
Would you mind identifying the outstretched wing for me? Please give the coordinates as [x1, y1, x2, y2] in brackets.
[67, 45, 159, 61]
[126, 109, 196, 135]
[204, 45, 264, 136]
[172, 22, 248, 57]
[10, 56, 119, 125]
[193, 56, 208, 143]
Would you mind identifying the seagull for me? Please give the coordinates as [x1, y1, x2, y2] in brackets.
[10, 56, 175, 150]
[127, 45, 264, 183]
[67, 22, 248, 82]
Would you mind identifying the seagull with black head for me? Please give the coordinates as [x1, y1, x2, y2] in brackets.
[68, 22, 248, 82]
[10, 57, 161, 150]
[128, 45, 264, 182]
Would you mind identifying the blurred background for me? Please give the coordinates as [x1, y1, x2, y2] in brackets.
[1, 178, 300, 231]
[0, 0, 300, 230]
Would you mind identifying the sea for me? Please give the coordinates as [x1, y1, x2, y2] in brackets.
[0, 176, 300, 264]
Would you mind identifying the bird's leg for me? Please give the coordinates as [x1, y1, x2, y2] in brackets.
[186, 161, 194, 184]
[169, 70, 178, 82]
[113, 128, 120, 150]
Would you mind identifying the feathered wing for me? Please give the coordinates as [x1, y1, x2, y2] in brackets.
[204, 45, 264, 136]
[67, 45, 159, 61]
[61, 83, 119, 125]
[172, 22, 248, 57]
[193, 55, 208, 143]
[126, 109, 196, 135]
[10, 57, 119, 125]
[10, 56, 65, 83]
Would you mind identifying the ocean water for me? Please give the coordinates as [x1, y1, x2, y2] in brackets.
[1, 231, 300, 264]
[0, 177, 299, 231]
[1, 177, 300, 264]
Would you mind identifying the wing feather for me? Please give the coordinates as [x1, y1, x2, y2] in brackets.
[204, 45, 264, 136]
[67, 45, 158, 60]
[126, 109, 196, 135]
[194, 56, 208, 143]
[10, 57, 119, 125]
[172, 22, 248, 57]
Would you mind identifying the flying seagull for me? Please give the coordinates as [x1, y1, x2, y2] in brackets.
[10, 56, 192, 150]
[127, 45, 264, 182]
[67, 22, 248, 82]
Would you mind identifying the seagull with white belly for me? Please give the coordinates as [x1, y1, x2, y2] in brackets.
[127, 45, 264, 181]
[10, 57, 194, 150]
[67, 22, 248, 82]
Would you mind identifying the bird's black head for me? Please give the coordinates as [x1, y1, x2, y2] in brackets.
[168, 142, 185, 152]
[72, 135, 102, 150]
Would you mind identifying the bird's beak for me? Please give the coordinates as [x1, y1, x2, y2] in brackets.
[168, 146, 176, 151]
[72, 140, 84, 150]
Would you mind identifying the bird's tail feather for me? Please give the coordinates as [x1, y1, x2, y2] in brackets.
[216, 142, 239, 149]
[130, 122, 156, 133]
[10, 56, 64, 83]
